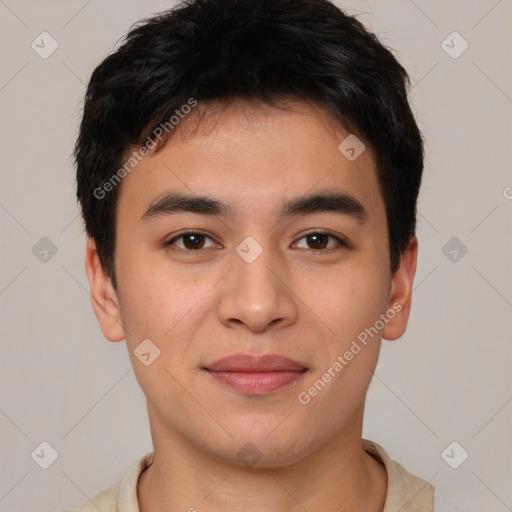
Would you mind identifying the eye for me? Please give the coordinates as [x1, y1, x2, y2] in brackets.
[293, 231, 348, 251]
[163, 230, 349, 254]
[163, 231, 220, 252]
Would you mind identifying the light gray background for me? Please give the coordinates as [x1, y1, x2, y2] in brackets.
[1, 1, 511, 511]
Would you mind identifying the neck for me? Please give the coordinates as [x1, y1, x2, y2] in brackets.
[138, 405, 387, 512]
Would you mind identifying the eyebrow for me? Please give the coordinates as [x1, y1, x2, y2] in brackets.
[140, 190, 368, 224]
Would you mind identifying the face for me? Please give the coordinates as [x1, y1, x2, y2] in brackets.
[86, 98, 417, 467]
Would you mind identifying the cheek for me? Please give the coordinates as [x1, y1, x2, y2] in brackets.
[115, 244, 178, 329]
[116, 257, 215, 373]
[118, 286, 180, 344]
[314, 264, 388, 344]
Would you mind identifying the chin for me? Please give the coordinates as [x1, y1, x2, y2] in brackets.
[207, 429, 314, 469]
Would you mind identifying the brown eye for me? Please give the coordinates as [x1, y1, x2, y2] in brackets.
[306, 233, 329, 249]
[181, 233, 206, 250]
[164, 232, 218, 252]
[294, 231, 348, 251]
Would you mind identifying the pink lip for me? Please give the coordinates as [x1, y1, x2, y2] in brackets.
[203, 354, 308, 395]
[204, 354, 307, 372]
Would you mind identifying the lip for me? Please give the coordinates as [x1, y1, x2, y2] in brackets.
[204, 354, 308, 372]
[203, 354, 308, 395]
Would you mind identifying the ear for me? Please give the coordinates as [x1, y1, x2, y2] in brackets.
[381, 236, 418, 341]
[84, 237, 125, 342]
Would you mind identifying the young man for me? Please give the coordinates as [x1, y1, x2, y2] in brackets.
[70, 0, 455, 510]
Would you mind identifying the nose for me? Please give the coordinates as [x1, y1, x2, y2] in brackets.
[217, 243, 298, 333]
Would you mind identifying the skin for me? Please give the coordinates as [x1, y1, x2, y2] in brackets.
[85, 98, 418, 512]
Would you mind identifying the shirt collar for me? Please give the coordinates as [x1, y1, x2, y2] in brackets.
[116, 440, 434, 512]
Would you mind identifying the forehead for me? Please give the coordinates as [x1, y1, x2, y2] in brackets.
[116, 99, 385, 229]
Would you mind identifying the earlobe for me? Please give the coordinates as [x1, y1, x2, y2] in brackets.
[84, 237, 125, 342]
[381, 237, 418, 341]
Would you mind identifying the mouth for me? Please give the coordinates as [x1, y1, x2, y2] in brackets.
[202, 354, 308, 395]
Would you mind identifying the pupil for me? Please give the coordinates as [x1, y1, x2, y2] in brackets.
[309, 234, 327, 249]
[185, 234, 203, 249]
[181, 234, 329, 250]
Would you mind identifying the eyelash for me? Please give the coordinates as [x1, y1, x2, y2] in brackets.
[163, 230, 349, 254]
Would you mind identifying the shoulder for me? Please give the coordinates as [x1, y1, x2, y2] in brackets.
[64, 451, 154, 512]
[64, 483, 118, 512]
[362, 438, 436, 510]
[433, 488, 461, 512]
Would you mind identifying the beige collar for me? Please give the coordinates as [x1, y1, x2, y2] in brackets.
[111, 439, 434, 512]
